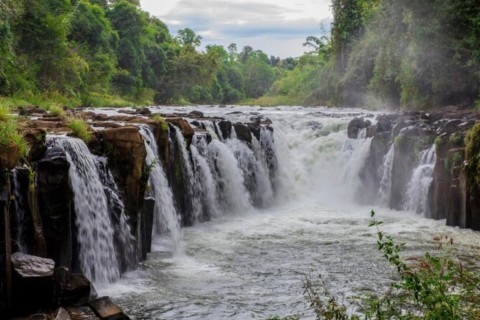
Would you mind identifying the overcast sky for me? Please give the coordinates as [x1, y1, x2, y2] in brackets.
[140, 0, 333, 58]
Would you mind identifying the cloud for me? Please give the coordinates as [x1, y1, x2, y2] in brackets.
[141, 0, 332, 57]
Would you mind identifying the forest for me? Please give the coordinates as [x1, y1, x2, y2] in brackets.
[0, 0, 479, 109]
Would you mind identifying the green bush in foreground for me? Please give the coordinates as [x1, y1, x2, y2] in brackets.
[297, 211, 480, 320]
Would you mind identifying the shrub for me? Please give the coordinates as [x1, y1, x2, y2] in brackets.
[301, 210, 480, 320]
[67, 118, 92, 142]
[0, 120, 29, 158]
[152, 114, 169, 132]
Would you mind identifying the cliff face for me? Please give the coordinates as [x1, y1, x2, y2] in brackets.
[350, 109, 480, 229]
[0, 108, 273, 317]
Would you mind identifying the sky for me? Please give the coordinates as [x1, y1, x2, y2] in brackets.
[139, 0, 333, 58]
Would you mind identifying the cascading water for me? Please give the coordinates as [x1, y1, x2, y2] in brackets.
[50, 136, 119, 284]
[403, 145, 437, 214]
[12, 169, 27, 253]
[103, 106, 480, 320]
[190, 135, 220, 220]
[173, 127, 201, 223]
[378, 143, 395, 206]
[225, 138, 273, 208]
[96, 157, 136, 270]
[207, 140, 252, 213]
[139, 126, 183, 254]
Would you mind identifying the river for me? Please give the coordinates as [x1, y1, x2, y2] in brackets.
[96, 106, 480, 319]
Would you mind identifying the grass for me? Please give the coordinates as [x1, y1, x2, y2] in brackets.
[0, 117, 29, 158]
[67, 118, 92, 142]
[48, 105, 65, 117]
[152, 114, 169, 131]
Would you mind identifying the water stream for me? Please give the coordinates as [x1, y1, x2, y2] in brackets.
[93, 106, 480, 319]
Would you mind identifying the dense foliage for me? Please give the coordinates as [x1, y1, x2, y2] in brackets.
[0, 0, 292, 107]
[278, 0, 480, 109]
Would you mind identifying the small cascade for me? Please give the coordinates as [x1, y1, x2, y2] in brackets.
[342, 136, 373, 198]
[173, 127, 201, 223]
[139, 126, 183, 254]
[95, 157, 136, 271]
[226, 138, 273, 208]
[403, 145, 437, 214]
[191, 135, 220, 220]
[378, 143, 395, 206]
[207, 140, 252, 213]
[50, 137, 119, 284]
[259, 128, 278, 191]
[12, 169, 27, 253]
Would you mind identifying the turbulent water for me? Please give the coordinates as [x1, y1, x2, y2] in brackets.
[96, 106, 480, 319]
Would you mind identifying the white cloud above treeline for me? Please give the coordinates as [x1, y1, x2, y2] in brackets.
[140, 0, 332, 58]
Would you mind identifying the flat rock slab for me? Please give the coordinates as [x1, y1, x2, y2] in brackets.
[11, 252, 55, 277]
[66, 306, 99, 320]
[89, 297, 130, 320]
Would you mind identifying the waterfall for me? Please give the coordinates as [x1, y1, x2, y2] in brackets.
[226, 138, 273, 208]
[12, 169, 27, 253]
[139, 126, 183, 254]
[403, 145, 437, 214]
[51, 137, 119, 284]
[95, 157, 137, 271]
[259, 128, 278, 192]
[207, 140, 252, 213]
[378, 143, 395, 206]
[191, 135, 220, 220]
[172, 127, 201, 223]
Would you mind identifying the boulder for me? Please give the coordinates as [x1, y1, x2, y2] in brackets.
[188, 110, 204, 118]
[347, 118, 367, 139]
[11, 253, 55, 313]
[62, 273, 94, 306]
[89, 297, 130, 320]
[37, 147, 73, 268]
[11, 253, 54, 278]
[55, 307, 71, 320]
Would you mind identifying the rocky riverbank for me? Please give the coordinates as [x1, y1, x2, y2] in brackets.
[349, 108, 480, 229]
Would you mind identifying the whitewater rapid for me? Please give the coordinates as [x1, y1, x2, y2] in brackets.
[97, 106, 480, 319]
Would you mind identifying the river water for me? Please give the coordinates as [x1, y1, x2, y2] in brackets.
[97, 106, 480, 319]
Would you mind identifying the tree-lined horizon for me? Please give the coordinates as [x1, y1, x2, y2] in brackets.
[0, 0, 478, 109]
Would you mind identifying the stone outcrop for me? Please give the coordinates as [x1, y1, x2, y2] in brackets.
[352, 109, 480, 228]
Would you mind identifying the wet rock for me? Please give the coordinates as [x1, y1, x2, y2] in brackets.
[63, 274, 93, 306]
[135, 108, 151, 116]
[233, 123, 252, 144]
[216, 120, 232, 140]
[166, 118, 194, 144]
[347, 117, 368, 139]
[101, 126, 146, 250]
[188, 110, 204, 118]
[89, 297, 130, 320]
[38, 147, 73, 268]
[18, 106, 47, 116]
[11, 253, 54, 278]
[140, 197, 155, 259]
[66, 306, 98, 320]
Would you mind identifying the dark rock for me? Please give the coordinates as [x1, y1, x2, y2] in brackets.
[11, 253, 55, 313]
[188, 110, 204, 118]
[233, 123, 252, 144]
[89, 297, 130, 320]
[347, 118, 367, 139]
[38, 147, 73, 268]
[66, 306, 98, 320]
[63, 273, 93, 306]
[135, 108, 151, 116]
[216, 120, 232, 140]
[0, 173, 12, 314]
[140, 197, 155, 260]
[18, 106, 47, 116]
